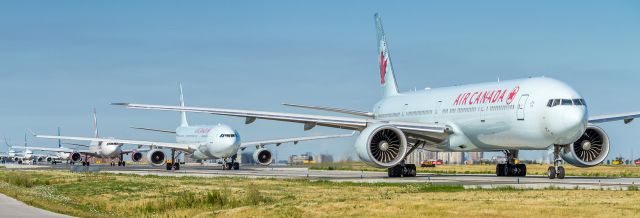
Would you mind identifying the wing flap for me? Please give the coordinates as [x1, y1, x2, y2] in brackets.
[35, 134, 198, 152]
[240, 132, 355, 148]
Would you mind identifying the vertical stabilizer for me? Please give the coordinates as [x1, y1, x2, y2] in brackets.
[57, 127, 62, 148]
[179, 83, 189, 127]
[375, 13, 399, 97]
[93, 108, 100, 138]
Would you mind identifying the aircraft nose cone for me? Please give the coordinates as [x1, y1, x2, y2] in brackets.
[557, 107, 588, 143]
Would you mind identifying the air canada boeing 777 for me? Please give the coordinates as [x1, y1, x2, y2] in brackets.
[113, 13, 640, 179]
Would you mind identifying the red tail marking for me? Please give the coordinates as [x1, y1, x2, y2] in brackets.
[379, 51, 387, 85]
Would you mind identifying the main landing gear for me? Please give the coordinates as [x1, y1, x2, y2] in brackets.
[222, 154, 240, 170]
[496, 150, 526, 177]
[111, 154, 126, 167]
[387, 141, 424, 178]
[547, 145, 566, 179]
[166, 149, 181, 171]
[81, 155, 90, 166]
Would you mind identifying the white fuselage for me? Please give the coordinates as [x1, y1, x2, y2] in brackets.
[175, 124, 241, 160]
[373, 77, 587, 152]
[86, 141, 123, 158]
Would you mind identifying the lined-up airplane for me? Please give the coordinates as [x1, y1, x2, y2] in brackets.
[7, 135, 49, 164]
[15, 128, 87, 164]
[37, 85, 353, 170]
[113, 13, 640, 179]
[30, 109, 141, 166]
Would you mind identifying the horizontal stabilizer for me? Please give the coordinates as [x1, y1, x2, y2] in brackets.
[282, 103, 374, 117]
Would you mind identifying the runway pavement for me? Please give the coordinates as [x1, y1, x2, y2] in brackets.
[0, 193, 72, 218]
[5, 163, 638, 190]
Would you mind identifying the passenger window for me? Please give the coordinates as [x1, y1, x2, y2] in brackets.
[552, 99, 560, 107]
[561, 99, 572, 105]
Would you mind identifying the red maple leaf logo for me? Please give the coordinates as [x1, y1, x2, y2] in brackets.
[379, 51, 387, 85]
[506, 86, 520, 104]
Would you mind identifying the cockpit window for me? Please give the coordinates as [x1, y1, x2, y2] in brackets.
[547, 98, 585, 107]
[572, 99, 584, 106]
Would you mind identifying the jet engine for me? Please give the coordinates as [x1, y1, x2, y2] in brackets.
[253, 148, 273, 165]
[561, 125, 610, 167]
[46, 157, 53, 162]
[131, 151, 143, 162]
[146, 149, 166, 166]
[37, 157, 44, 162]
[354, 124, 408, 168]
[70, 152, 82, 162]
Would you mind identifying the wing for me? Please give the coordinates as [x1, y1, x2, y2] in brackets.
[240, 132, 355, 149]
[130, 127, 177, 134]
[11, 146, 74, 153]
[113, 103, 449, 134]
[282, 103, 374, 117]
[35, 134, 200, 153]
[589, 112, 640, 124]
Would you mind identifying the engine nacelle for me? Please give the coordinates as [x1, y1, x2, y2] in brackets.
[253, 148, 273, 166]
[354, 124, 408, 168]
[70, 152, 82, 162]
[131, 151, 143, 162]
[37, 157, 44, 162]
[561, 125, 610, 167]
[46, 157, 53, 162]
[146, 149, 166, 166]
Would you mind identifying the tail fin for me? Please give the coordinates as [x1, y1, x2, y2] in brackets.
[57, 127, 62, 148]
[24, 133, 27, 147]
[179, 83, 189, 127]
[93, 108, 100, 138]
[375, 13, 399, 97]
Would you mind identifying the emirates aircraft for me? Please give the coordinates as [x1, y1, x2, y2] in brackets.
[113, 14, 639, 179]
[38, 85, 352, 170]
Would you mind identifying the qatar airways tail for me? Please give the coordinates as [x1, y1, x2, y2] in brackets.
[113, 13, 640, 179]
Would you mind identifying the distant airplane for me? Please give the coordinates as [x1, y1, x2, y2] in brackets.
[30, 109, 142, 166]
[6, 134, 48, 164]
[14, 127, 89, 164]
[36, 84, 352, 170]
[114, 13, 640, 179]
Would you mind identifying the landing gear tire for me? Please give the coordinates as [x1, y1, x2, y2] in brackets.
[232, 162, 240, 170]
[547, 166, 556, 179]
[496, 163, 527, 177]
[496, 164, 505, 176]
[557, 166, 565, 179]
[122, 161, 126, 167]
[403, 164, 417, 177]
[226, 163, 232, 170]
[387, 165, 403, 177]
[166, 163, 172, 171]
[173, 163, 180, 170]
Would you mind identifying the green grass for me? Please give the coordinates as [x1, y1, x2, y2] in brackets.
[0, 170, 639, 217]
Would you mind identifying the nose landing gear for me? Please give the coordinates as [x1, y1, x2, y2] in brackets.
[222, 154, 240, 170]
[495, 150, 527, 177]
[547, 145, 566, 179]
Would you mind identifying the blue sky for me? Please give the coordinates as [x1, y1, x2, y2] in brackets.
[1, 1, 639, 161]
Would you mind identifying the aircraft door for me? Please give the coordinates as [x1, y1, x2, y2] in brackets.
[516, 94, 530, 121]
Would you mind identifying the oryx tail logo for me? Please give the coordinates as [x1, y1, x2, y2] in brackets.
[379, 51, 387, 85]
[506, 86, 520, 105]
